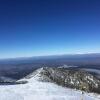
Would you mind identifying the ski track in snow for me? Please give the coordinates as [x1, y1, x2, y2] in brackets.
[0, 76, 100, 100]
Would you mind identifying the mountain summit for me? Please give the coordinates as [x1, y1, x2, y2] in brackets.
[22, 67, 100, 93]
[0, 67, 100, 100]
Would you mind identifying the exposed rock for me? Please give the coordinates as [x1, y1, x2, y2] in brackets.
[25, 67, 100, 93]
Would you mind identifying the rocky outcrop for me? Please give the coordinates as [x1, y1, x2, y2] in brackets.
[26, 67, 100, 93]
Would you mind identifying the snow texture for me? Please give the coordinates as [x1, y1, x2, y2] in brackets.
[0, 68, 100, 100]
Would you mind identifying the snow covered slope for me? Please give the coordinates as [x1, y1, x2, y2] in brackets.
[0, 68, 100, 100]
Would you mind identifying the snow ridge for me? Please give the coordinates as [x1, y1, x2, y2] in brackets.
[0, 67, 100, 100]
[22, 67, 100, 93]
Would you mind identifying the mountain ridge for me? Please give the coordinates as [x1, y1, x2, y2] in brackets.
[20, 67, 100, 94]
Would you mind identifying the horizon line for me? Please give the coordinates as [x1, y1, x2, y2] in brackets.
[0, 52, 100, 60]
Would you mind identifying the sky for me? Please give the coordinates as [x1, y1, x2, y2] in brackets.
[0, 0, 100, 58]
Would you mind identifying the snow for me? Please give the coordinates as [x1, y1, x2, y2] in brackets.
[58, 64, 78, 68]
[82, 68, 100, 75]
[0, 73, 100, 100]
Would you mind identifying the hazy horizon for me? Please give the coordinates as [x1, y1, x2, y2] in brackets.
[0, 52, 100, 60]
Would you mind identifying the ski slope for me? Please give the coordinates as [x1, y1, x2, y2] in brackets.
[0, 73, 100, 100]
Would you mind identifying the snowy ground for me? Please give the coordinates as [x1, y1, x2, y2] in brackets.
[0, 75, 100, 100]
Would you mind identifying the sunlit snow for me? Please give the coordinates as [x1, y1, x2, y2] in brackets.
[0, 72, 100, 100]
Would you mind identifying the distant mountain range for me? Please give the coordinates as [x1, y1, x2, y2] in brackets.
[0, 53, 100, 65]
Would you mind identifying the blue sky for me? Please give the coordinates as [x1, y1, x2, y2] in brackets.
[0, 0, 100, 58]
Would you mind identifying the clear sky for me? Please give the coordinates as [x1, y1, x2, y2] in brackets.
[0, 0, 100, 58]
